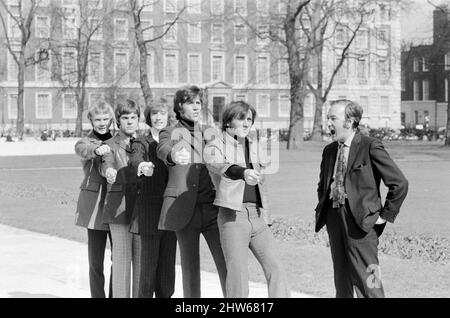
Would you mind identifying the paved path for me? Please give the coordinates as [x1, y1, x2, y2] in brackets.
[0, 225, 312, 298]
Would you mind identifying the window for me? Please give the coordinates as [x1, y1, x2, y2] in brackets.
[8, 94, 18, 120]
[360, 96, 369, 116]
[256, 94, 270, 117]
[445, 53, 450, 71]
[89, 92, 104, 107]
[378, 58, 389, 80]
[234, 94, 247, 101]
[36, 52, 51, 82]
[188, 53, 201, 83]
[62, 50, 77, 83]
[356, 29, 368, 49]
[8, 14, 20, 39]
[379, 4, 389, 21]
[210, 0, 224, 14]
[188, 22, 201, 43]
[357, 58, 367, 79]
[35, 16, 50, 38]
[279, 58, 289, 85]
[114, 51, 129, 81]
[89, 17, 103, 40]
[164, 0, 177, 13]
[211, 23, 224, 43]
[141, 19, 153, 41]
[7, 51, 18, 81]
[139, 0, 153, 11]
[187, 0, 201, 13]
[114, 19, 128, 40]
[37, 0, 50, 7]
[62, 93, 77, 119]
[146, 51, 154, 83]
[234, 24, 246, 44]
[114, 0, 128, 10]
[380, 96, 389, 116]
[164, 21, 177, 42]
[335, 56, 347, 80]
[211, 53, 224, 81]
[63, 14, 77, 39]
[377, 29, 388, 49]
[279, 2, 287, 14]
[234, 0, 247, 16]
[413, 57, 419, 72]
[234, 55, 247, 84]
[304, 93, 315, 117]
[423, 79, 429, 100]
[256, 55, 270, 84]
[257, 0, 269, 16]
[401, 69, 406, 91]
[87, 0, 103, 9]
[335, 27, 346, 47]
[164, 52, 178, 83]
[36, 93, 52, 119]
[413, 80, 419, 100]
[256, 24, 270, 46]
[445, 78, 448, 102]
[278, 94, 290, 117]
[88, 52, 103, 83]
[422, 57, 429, 72]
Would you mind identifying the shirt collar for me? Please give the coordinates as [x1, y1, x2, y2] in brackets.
[343, 131, 355, 148]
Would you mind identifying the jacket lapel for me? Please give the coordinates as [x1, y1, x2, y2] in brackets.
[346, 132, 361, 175]
[326, 142, 338, 188]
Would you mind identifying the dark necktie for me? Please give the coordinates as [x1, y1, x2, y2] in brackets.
[331, 142, 347, 208]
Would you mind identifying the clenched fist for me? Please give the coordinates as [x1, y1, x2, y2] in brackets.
[137, 161, 155, 177]
[172, 147, 190, 165]
[244, 169, 260, 186]
[95, 144, 111, 156]
[105, 167, 117, 184]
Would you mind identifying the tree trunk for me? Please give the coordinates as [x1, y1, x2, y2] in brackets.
[74, 88, 85, 137]
[311, 96, 324, 141]
[16, 52, 26, 141]
[131, 1, 153, 111]
[287, 84, 305, 149]
[446, 100, 450, 146]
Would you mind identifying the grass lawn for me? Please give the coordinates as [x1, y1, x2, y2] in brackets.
[1, 141, 450, 297]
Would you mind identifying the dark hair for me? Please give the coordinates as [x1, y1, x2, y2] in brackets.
[144, 97, 170, 127]
[115, 99, 140, 128]
[173, 85, 203, 120]
[221, 101, 257, 131]
[330, 99, 363, 129]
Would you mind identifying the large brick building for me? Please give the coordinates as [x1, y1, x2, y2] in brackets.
[0, 0, 402, 132]
[401, 7, 449, 130]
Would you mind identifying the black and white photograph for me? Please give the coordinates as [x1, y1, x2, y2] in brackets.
[0, 0, 449, 302]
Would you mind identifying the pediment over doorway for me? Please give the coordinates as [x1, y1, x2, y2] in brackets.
[204, 81, 233, 90]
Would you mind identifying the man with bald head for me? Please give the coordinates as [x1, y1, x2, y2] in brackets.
[315, 99, 408, 298]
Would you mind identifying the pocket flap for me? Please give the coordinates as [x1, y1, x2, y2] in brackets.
[108, 184, 123, 192]
[163, 187, 180, 197]
[80, 181, 100, 192]
[368, 202, 382, 214]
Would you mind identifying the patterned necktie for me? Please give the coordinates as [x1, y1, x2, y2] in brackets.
[331, 142, 347, 208]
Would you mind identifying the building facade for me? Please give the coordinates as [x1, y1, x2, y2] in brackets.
[0, 0, 401, 133]
[401, 8, 449, 130]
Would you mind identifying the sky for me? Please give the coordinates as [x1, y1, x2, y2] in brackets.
[400, 0, 436, 45]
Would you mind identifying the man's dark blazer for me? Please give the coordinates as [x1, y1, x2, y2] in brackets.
[156, 121, 216, 231]
[101, 133, 138, 225]
[315, 131, 409, 233]
[129, 134, 169, 235]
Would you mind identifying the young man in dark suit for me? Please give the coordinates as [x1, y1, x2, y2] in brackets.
[157, 86, 227, 298]
[315, 99, 408, 298]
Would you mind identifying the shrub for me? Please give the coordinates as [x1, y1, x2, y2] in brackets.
[270, 216, 450, 264]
